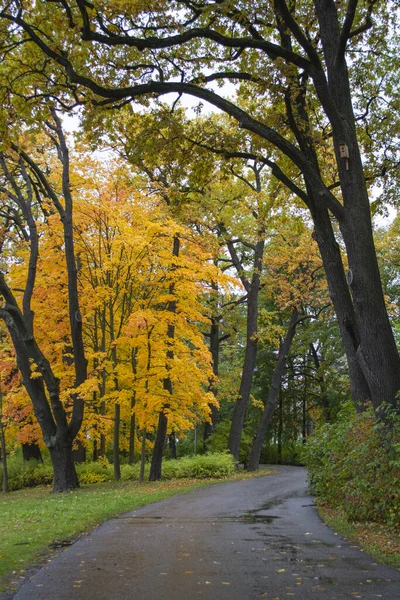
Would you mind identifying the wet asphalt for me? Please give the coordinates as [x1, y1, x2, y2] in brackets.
[5, 466, 400, 599]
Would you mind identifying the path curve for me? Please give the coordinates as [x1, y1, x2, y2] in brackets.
[9, 466, 400, 599]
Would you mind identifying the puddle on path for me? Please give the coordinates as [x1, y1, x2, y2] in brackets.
[241, 514, 281, 524]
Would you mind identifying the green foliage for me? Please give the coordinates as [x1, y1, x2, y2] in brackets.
[0, 452, 236, 491]
[122, 452, 235, 480]
[303, 403, 400, 526]
[161, 452, 236, 479]
[85, 453, 236, 481]
[261, 442, 305, 466]
[206, 421, 252, 464]
[0, 454, 53, 491]
[76, 462, 114, 484]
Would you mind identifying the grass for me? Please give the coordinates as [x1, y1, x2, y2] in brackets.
[318, 505, 400, 569]
[0, 468, 276, 592]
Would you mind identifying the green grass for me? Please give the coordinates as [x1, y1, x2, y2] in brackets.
[0, 469, 276, 591]
[318, 505, 400, 569]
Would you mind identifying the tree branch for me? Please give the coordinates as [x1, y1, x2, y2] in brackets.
[338, 0, 359, 60]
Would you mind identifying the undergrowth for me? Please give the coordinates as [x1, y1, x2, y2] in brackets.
[303, 402, 400, 526]
[0, 452, 236, 491]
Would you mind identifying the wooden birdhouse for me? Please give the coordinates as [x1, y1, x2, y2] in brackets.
[339, 143, 349, 170]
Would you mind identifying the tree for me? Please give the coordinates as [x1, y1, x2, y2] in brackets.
[70, 163, 221, 478]
[1, 0, 398, 410]
[0, 116, 87, 491]
[246, 214, 330, 468]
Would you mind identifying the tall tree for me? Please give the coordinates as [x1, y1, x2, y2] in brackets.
[0, 117, 87, 491]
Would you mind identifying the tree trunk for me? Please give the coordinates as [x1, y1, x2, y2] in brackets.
[311, 207, 371, 407]
[0, 392, 8, 494]
[92, 439, 98, 462]
[1, 295, 79, 492]
[129, 406, 136, 464]
[277, 387, 283, 465]
[228, 239, 265, 460]
[49, 437, 79, 493]
[149, 235, 179, 480]
[129, 348, 137, 464]
[113, 403, 121, 481]
[138, 429, 146, 484]
[309, 342, 331, 420]
[302, 393, 307, 445]
[99, 400, 106, 457]
[169, 431, 177, 459]
[149, 411, 168, 481]
[313, 0, 400, 409]
[248, 309, 299, 471]
[204, 314, 220, 444]
[72, 441, 86, 464]
[22, 442, 43, 462]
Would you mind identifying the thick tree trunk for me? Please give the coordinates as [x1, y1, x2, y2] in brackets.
[49, 437, 79, 493]
[312, 207, 371, 407]
[247, 309, 299, 471]
[1, 299, 79, 492]
[340, 211, 400, 407]
[149, 411, 168, 481]
[313, 0, 400, 409]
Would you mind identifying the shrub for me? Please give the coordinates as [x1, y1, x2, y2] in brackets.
[0, 452, 53, 491]
[0, 451, 236, 491]
[302, 402, 400, 526]
[76, 461, 113, 484]
[162, 452, 236, 479]
[119, 452, 236, 481]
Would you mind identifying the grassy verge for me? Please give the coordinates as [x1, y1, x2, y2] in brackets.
[0, 468, 276, 592]
[318, 505, 400, 569]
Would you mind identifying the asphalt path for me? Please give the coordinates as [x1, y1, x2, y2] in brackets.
[7, 466, 400, 599]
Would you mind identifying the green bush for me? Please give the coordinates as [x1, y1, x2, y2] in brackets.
[303, 402, 400, 526]
[76, 461, 114, 484]
[1, 451, 236, 491]
[0, 453, 53, 491]
[118, 452, 236, 480]
[161, 452, 236, 479]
